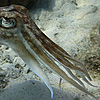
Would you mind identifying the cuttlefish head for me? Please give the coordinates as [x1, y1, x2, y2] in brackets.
[0, 5, 29, 45]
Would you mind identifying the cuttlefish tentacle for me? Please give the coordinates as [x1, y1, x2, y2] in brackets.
[0, 5, 98, 99]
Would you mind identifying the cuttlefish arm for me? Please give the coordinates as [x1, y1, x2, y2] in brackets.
[11, 5, 90, 78]
[17, 30, 97, 99]
[0, 5, 98, 99]
[12, 5, 97, 99]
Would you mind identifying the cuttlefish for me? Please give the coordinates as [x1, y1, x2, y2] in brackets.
[0, 5, 98, 99]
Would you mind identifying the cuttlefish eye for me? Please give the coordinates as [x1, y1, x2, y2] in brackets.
[0, 17, 16, 28]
